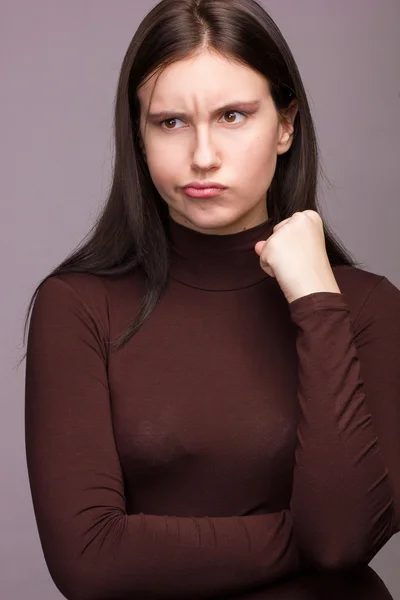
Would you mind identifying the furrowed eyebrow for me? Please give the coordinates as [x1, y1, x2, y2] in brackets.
[147, 99, 261, 121]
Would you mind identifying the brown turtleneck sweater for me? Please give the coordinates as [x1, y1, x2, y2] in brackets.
[25, 215, 400, 599]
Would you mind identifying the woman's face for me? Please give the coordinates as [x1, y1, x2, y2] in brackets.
[137, 49, 296, 235]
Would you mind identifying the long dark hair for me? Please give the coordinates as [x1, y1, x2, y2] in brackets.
[19, 0, 364, 365]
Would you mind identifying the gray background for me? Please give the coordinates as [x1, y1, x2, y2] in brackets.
[2, 0, 399, 597]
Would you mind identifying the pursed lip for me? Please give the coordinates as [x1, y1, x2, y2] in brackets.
[182, 181, 227, 189]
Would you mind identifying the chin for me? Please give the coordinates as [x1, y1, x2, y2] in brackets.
[171, 206, 250, 235]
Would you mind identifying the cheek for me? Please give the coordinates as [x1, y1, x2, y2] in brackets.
[237, 134, 278, 182]
[145, 139, 184, 188]
[145, 153, 174, 192]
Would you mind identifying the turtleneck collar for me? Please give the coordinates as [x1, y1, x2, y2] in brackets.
[166, 213, 275, 291]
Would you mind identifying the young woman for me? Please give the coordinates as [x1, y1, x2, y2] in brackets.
[23, 0, 400, 598]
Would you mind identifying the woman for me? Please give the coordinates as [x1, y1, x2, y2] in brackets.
[23, 0, 400, 598]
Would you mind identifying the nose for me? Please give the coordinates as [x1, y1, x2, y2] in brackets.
[190, 129, 221, 172]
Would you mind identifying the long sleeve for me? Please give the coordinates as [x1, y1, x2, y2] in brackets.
[25, 276, 305, 600]
[288, 277, 400, 570]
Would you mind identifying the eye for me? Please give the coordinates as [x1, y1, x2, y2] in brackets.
[159, 110, 246, 130]
[160, 118, 184, 130]
[220, 110, 246, 124]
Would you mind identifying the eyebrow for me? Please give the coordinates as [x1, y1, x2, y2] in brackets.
[146, 99, 261, 121]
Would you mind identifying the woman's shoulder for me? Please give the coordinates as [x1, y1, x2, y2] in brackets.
[43, 267, 145, 297]
[36, 268, 146, 328]
[332, 264, 400, 325]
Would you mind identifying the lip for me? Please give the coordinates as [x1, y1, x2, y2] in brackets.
[182, 181, 228, 199]
[183, 181, 227, 190]
[182, 186, 227, 199]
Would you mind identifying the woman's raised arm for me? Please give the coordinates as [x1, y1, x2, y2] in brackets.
[289, 280, 400, 569]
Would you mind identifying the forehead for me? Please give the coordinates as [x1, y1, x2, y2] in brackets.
[137, 51, 269, 109]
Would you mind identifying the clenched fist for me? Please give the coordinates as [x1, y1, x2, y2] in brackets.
[254, 210, 341, 304]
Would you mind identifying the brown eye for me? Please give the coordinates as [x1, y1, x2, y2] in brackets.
[224, 111, 237, 123]
[221, 111, 246, 124]
[160, 117, 185, 130]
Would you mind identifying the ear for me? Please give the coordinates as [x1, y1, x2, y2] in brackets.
[277, 100, 298, 156]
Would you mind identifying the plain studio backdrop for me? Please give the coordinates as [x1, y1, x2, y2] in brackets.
[1, 0, 399, 598]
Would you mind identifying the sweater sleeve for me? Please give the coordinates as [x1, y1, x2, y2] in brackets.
[288, 277, 400, 570]
[25, 276, 305, 600]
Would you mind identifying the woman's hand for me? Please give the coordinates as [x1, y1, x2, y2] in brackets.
[254, 210, 341, 304]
